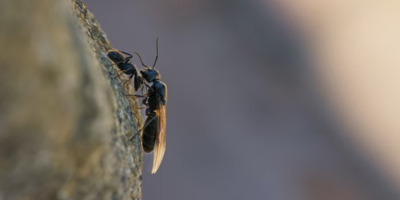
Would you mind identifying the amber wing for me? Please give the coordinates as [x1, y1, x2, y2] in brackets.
[151, 97, 167, 174]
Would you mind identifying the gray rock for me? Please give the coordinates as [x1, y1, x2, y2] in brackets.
[0, 0, 142, 199]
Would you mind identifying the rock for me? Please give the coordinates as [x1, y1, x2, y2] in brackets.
[0, 0, 142, 199]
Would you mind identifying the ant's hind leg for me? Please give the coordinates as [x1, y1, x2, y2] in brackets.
[122, 74, 133, 89]
[137, 106, 149, 109]
[114, 71, 125, 79]
[121, 51, 133, 58]
[123, 93, 146, 98]
[122, 91, 147, 98]
[129, 115, 156, 141]
[104, 64, 124, 78]
[119, 51, 133, 62]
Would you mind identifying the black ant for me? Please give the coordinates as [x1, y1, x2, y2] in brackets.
[107, 49, 143, 91]
[128, 38, 167, 174]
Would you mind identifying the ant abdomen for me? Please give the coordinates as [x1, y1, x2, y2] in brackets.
[107, 50, 125, 64]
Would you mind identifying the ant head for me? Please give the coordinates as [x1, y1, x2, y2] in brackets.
[140, 68, 160, 82]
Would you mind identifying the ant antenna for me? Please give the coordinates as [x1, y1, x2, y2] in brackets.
[152, 38, 159, 69]
[134, 52, 149, 68]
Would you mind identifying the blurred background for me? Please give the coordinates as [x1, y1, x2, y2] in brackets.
[84, 0, 400, 200]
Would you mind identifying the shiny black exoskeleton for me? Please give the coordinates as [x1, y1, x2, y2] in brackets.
[140, 68, 167, 152]
[107, 50, 142, 91]
[129, 38, 167, 173]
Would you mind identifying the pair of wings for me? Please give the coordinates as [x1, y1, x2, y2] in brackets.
[151, 98, 166, 174]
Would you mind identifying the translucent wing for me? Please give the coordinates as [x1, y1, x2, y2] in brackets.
[151, 97, 167, 174]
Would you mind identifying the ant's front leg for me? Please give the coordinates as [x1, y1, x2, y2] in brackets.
[136, 96, 149, 109]
[140, 85, 146, 96]
[141, 82, 154, 93]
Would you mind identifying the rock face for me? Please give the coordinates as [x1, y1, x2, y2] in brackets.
[0, 0, 142, 199]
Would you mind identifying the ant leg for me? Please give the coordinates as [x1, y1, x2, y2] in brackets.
[130, 83, 152, 95]
[142, 82, 154, 92]
[121, 51, 133, 58]
[105, 64, 118, 71]
[140, 85, 145, 96]
[123, 93, 146, 98]
[140, 96, 149, 107]
[140, 87, 145, 104]
[120, 51, 133, 62]
[123, 58, 131, 64]
[105, 64, 124, 77]
[129, 115, 156, 141]
[137, 106, 149, 109]
[123, 74, 133, 89]
[115, 71, 125, 78]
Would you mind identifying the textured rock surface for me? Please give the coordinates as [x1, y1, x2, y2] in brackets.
[0, 0, 142, 199]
